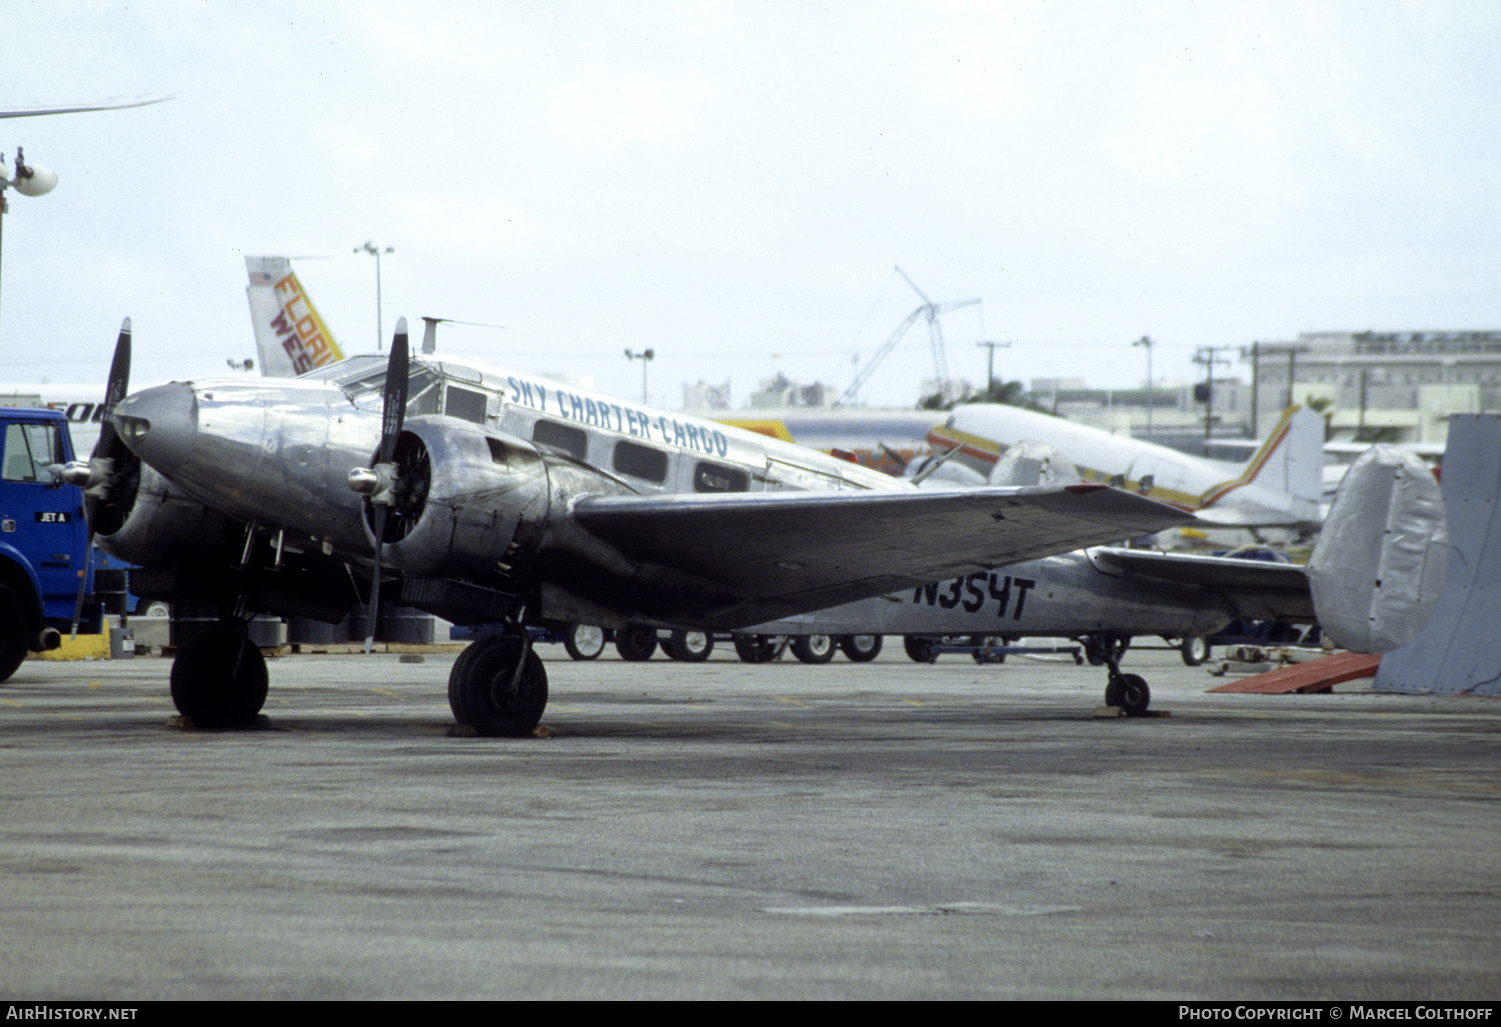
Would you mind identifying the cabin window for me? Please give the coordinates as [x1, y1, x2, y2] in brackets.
[531, 419, 587, 460]
[445, 386, 488, 424]
[613, 440, 669, 483]
[693, 460, 749, 493]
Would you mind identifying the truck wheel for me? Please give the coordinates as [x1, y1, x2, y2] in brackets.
[838, 634, 883, 662]
[664, 630, 713, 662]
[790, 635, 836, 664]
[615, 627, 658, 661]
[563, 624, 606, 661]
[0, 584, 34, 684]
[903, 636, 937, 664]
[733, 634, 784, 663]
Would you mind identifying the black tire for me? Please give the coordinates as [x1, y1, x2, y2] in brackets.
[790, 634, 836, 664]
[903, 636, 937, 664]
[169, 624, 269, 728]
[448, 633, 548, 737]
[615, 627, 658, 661]
[563, 624, 606, 661]
[1179, 636, 1211, 667]
[0, 583, 36, 684]
[733, 634, 784, 663]
[664, 630, 713, 662]
[838, 634, 883, 662]
[1104, 673, 1151, 717]
[970, 635, 1006, 664]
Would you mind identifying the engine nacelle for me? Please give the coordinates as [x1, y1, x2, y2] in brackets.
[370, 415, 552, 583]
[95, 462, 239, 567]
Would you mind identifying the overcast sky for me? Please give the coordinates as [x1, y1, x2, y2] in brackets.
[3, 0, 1498, 410]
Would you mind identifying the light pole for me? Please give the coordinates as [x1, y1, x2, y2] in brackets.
[624, 348, 654, 404]
[355, 241, 394, 351]
[1133, 335, 1153, 436]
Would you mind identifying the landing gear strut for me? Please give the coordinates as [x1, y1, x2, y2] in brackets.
[1081, 633, 1150, 716]
[169, 622, 269, 728]
[448, 632, 549, 737]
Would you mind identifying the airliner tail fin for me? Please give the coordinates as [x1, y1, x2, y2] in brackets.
[245, 256, 344, 377]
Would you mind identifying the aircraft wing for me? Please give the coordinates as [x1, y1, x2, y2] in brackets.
[0, 96, 173, 119]
[570, 483, 1190, 627]
[1087, 548, 1315, 623]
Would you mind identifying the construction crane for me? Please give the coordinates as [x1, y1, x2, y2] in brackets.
[833, 267, 980, 408]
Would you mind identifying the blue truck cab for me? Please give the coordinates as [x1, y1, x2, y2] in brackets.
[0, 407, 104, 681]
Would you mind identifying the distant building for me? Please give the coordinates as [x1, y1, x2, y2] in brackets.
[749, 373, 831, 409]
[682, 380, 732, 410]
[1028, 377, 1252, 455]
[1245, 330, 1501, 445]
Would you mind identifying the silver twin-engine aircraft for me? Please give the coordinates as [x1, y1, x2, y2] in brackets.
[65, 318, 1195, 735]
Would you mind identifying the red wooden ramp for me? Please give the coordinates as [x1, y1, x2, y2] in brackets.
[1207, 651, 1382, 694]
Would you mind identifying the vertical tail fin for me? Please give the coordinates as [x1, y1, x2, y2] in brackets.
[1197, 405, 1324, 520]
[245, 256, 345, 377]
[1242, 405, 1324, 503]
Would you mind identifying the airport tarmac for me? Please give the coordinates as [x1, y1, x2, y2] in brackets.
[2, 643, 1498, 1001]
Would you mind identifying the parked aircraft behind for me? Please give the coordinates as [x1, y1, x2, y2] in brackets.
[67, 318, 1190, 736]
[926, 403, 1326, 529]
[715, 409, 941, 476]
[1, 256, 341, 456]
[742, 444, 1447, 713]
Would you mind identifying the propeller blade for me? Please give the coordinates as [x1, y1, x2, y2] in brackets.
[364, 507, 387, 655]
[74, 318, 131, 638]
[377, 318, 409, 466]
[364, 318, 409, 654]
[93, 317, 132, 460]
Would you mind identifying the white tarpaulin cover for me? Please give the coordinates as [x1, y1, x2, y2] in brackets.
[1306, 444, 1447, 654]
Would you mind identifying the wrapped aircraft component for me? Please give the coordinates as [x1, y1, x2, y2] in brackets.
[1306, 444, 1447, 654]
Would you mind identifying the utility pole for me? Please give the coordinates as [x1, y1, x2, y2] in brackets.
[1193, 346, 1235, 443]
[975, 340, 1011, 395]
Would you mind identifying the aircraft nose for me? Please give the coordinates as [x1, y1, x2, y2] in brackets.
[111, 381, 198, 477]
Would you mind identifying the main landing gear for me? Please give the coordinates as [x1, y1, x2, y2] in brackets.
[169, 621, 269, 728]
[1081, 633, 1151, 717]
[447, 631, 549, 737]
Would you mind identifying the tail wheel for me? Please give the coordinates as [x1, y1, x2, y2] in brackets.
[838, 634, 883, 662]
[1104, 673, 1151, 717]
[1179, 636, 1211, 666]
[790, 635, 835, 664]
[664, 630, 713, 662]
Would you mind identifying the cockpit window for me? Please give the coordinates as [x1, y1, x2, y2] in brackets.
[314, 357, 442, 417]
[3, 422, 64, 482]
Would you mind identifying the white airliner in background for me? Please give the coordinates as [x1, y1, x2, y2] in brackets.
[925, 402, 1327, 530]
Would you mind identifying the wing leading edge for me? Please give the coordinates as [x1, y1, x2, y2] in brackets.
[570, 483, 1191, 628]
